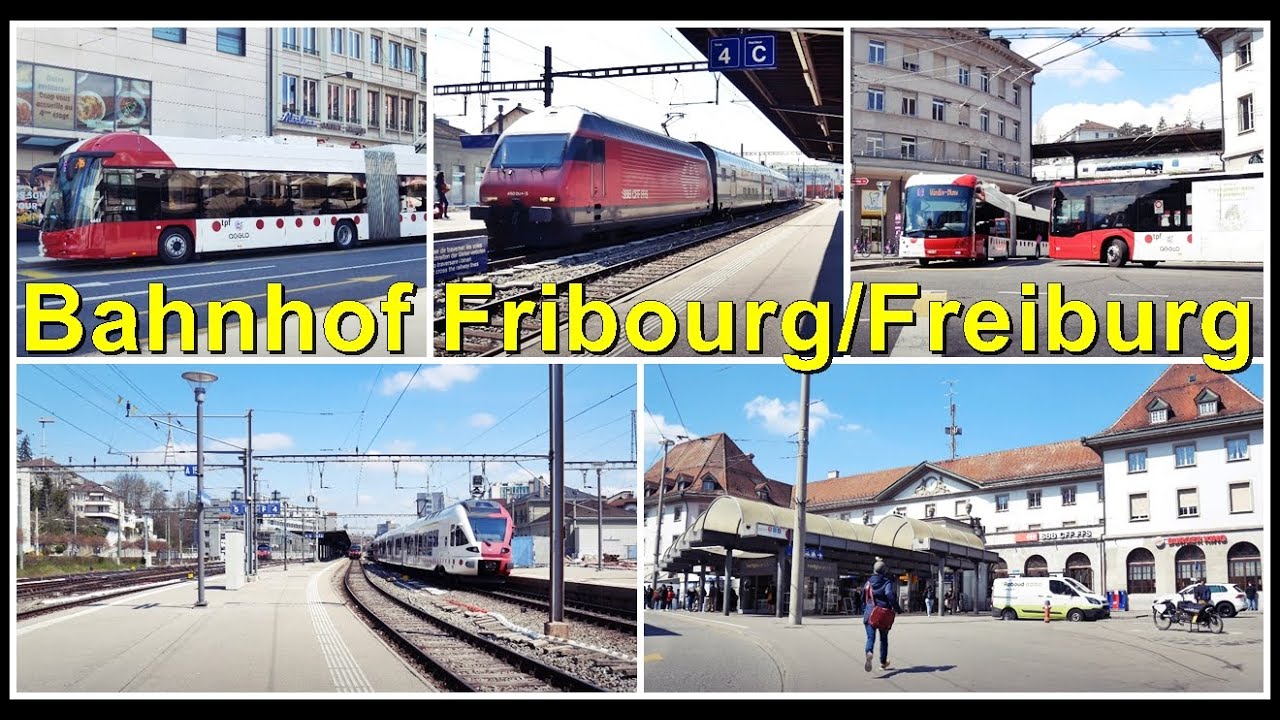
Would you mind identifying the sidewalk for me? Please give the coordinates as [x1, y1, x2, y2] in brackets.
[850, 255, 915, 271]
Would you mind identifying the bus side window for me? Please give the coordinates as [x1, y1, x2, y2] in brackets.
[134, 170, 163, 221]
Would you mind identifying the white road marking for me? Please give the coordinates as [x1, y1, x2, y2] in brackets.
[73, 265, 278, 288]
[1108, 293, 1171, 298]
[1241, 296, 1264, 300]
[308, 566, 374, 692]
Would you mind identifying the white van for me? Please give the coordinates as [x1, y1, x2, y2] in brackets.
[991, 575, 1110, 622]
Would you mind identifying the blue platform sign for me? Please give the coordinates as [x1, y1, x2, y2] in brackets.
[433, 235, 489, 282]
[708, 37, 742, 70]
[709, 34, 776, 71]
[229, 502, 246, 516]
[184, 464, 197, 477]
[743, 35, 777, 70]
[258, 502, 282, 516]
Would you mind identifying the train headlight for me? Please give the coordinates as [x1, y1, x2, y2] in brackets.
[501, 547, 509, 553]
[482, 196, 499, 203]
[538, 196, 558, 203]
[466, 545, 480, 553]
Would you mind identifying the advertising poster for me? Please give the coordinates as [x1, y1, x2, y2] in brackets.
[33, 64, 74, 130]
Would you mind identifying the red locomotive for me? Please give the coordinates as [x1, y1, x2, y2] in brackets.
[470, 106, 798, 252]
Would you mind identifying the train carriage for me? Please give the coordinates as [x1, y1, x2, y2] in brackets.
[368, 499, 514, 581]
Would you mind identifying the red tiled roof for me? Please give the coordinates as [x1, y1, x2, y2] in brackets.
[643, 433, 792, 507]
[1073, 120, 1118, 131]
[808, 440, 1101, 507]
[1100, 364, 1263, 434]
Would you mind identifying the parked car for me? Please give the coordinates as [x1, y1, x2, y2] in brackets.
[257, 544, 272, 561]
[1158, 582, 1247, 618]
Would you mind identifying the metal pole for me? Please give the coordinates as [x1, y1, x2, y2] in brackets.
[283, 501, 288, 571]
[596, 466, 603, 572]
[549, 365, 565, 625]
[245, 410, 254, 577]
[651, 439, 673, 589]
[143, 515, 149, 567]
[195, 384, 208, 607]
[788, 373, 811, 625]
[542, 46, 553, 107]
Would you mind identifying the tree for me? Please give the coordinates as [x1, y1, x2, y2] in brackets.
[1117, 122, 1136, 137]
[1156, 116, 1168, 132]
[107, 472, 150, 512]
[18, 434, 33, 462]
[1184, 109, 1194, 127]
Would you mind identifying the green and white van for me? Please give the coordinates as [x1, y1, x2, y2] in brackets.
[991, 575, 1110, 621]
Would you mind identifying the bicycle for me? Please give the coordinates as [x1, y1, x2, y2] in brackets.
[883, 236, 898, 257]
[855, 235, 871, 258]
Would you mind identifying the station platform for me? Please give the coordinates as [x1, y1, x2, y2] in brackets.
[15, 560, 433, 694]
[432, 212, 486, 240]
[508, 564, 638, 589]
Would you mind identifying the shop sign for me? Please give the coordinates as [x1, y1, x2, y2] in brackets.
[280, 111, 319, 127]
[1014, 529, 1095, 543]
[747, 522, 789, 540]
[1158, 534, 1227, 548]
[19, 61, 152, 134]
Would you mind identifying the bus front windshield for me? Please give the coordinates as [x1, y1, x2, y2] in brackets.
[41, 155, 103, 232]
[904, 185, 972, 237]
[490, 134, 569, 170]
[470, 517, 508, 543]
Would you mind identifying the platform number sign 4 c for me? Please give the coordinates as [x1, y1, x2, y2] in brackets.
[708, 34, 777, 72]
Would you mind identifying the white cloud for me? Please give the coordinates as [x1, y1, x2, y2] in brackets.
[468, 412, 497, 428]
[1095, 27, 1155, 52]
[840, 423, 864, 432]
[380, 365, 480, 394]
[249, 432, 294, 451]
[1011, 37, 1121, 87]
[644, 413, 691, 448]
[743, 396, 838, 437]
[1036, 82, 1221, 144]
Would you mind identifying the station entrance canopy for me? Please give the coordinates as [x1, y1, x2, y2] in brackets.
[677, 28, 842, 164]
[659, 496, 1000, 580]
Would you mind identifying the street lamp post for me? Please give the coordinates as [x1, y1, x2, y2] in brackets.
[594, 463, 605, 572]
[651, 439, 674, 590]
[182, 371, 219, 608]
[876, 180, 891, 255]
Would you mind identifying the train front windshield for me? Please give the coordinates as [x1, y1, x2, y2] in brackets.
[470, 517, 508, 543]
[41, 155, 103, 232]
[490, 133, 568, 169]
[904, 185, 972, 237]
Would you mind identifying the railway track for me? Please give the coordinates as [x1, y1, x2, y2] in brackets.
[16, 563, 223, 621]
[433, 201, 814, 356]
[344, 561, 609, 692]
[471, 586, 637, 635]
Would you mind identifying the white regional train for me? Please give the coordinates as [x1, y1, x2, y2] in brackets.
[366, 499, 515, 581]
[1033, 154, 1222, 182]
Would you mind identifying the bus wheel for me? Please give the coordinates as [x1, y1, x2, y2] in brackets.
[1140, 261, 1158, 268]
[917, 259, 930, 267]
[158, 228, 194, 265]
[333, 220, 359, 250]
[1104, 240, 1128, 268]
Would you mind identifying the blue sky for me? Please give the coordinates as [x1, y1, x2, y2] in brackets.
[644, 363, 1264, 485]
[16, 364, 637, 538]
[989, 25, 1225, 142]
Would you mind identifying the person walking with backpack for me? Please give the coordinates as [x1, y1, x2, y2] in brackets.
[864, 560, 903, 672]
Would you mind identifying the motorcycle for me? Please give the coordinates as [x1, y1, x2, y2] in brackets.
[1152, 598, 1224, 633]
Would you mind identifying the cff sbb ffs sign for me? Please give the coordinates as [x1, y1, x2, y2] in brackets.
[1156, 534, 1228, 548]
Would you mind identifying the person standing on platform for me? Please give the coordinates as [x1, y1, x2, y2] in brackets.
[435, 171, 450, 219]
[925, 582, 935, 617]
[1245, 582, 1258, 612]
[863, 561, 903, 672]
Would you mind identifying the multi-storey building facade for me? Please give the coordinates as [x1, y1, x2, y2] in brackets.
[1200, 27, 1267, 170]
[849, 28, 1039, 251]
[1085, 365, 1264, 603]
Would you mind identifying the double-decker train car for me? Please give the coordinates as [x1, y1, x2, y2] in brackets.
[367, 499, 514, 581]
[470, 106, 800, 251]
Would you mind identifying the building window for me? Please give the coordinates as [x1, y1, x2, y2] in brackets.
[995, 494, 1009, 512]
[902, 46, 919, 72]
[280, 74, 298, 114]
[1062, 520, 1076, 527]
[1227, 542, 1261, 590]
[865, 133, 884, 157]
[1012, 84, 1021, 107]
[419, 100, 428, 133]
[955, 500, 967, 516]
[979, 110, 990, 133]
[216, 28, 246, 56]
[867, 87, 884, 112]
[371, 36, 382, 65]
[701, 478, 717, 492]
[367, 90, 379, 127]
[1177, 488, 1199, 518]
[1027, 524, 1041, 531]
[673, 506, 682, 522]
[281, 27, 298, 50]
[1149, 408, 1168, 424]
[894, 506, 906, 516]
[421, 52, 428, 82]
[1237, 40, 1252, 68]
[925, 503, 936, 518]
[402, 97, 413, 131]
[979, 150, 989, 169]
[1127, 449, 1148, 473]
[932, 98, 946, 122]
[901, 95, 917, 116]
[154, 28, 186, 44]
[1229, 481, 1253, 513]
[1198, 400, 1218, 416]
[327, 84, 342, 121]
[995, 526, 1008, 533]
[1012, 156, 1021, 172]
[1129, 493, 1149, 521]
[1175, 443, 1196, 468]
[862, 510, 873, 525]
[1096, 482, 1104, 502]
[389, 41, 402, 69]
[346, 87, 360, 124]
[1061, 486, 1076, 506]
[349, 30, 362, 59]
[330, 28, 344, 55]
[301, 28, 318, 55]
[1024, 555, 1048, 577]
[302, 78, 318, 117]
[980, 68, 991, 93]
[997, 115, 1006, 137]
[1175, 545, 1206, 590]
[997, 154, 1005, 172]
[403, 46, 415, 74]
[958, 64, 970, 86]
[1226, 436, 1250, 461]
[932, 139, 946, 162]
[1027, 489, 1042, 509]
[868, 39, 886, 65]
[1127, 548, 1156, 594]
[1239, 95, 1254, 133]
[1013, 121, 1021, 143]
[385, 93, 398, 130]
[900, 136, 917, 159]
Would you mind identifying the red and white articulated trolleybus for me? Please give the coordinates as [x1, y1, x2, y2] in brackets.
[34, 132, 426, 264]
[898, 173, 1049, 266]
[1047, 171, 1265, 268]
